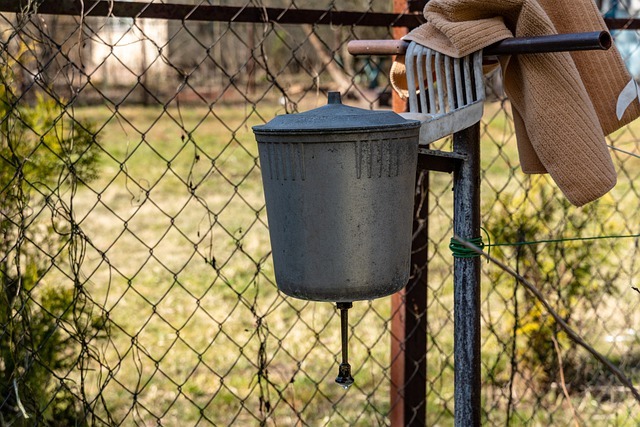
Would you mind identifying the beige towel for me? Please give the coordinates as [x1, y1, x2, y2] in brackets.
[391, 0, 640, 206]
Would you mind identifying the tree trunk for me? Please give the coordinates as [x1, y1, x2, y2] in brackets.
[302, 25, 365, 102]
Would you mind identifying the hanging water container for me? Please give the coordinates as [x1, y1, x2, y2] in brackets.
[253, 92, 421, 302]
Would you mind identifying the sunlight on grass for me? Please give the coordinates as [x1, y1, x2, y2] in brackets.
[42, 99, 640, 425]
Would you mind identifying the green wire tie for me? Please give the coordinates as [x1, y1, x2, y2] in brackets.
[450, 230, 640, 258]
[449, 227, 491, 259]
[449, 237, 484, 258]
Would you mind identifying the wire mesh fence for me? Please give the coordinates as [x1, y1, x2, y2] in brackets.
[0, 1, 639, 425]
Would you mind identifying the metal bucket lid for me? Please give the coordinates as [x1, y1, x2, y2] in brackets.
[253, 92, 420, 135]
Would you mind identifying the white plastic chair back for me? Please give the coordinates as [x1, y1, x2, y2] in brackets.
[403, 42, 485, 145]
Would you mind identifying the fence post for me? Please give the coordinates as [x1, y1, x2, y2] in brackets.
[389, 0, 427, 423]
[452, 123, 482, 426]
[390, 167, 428, 426]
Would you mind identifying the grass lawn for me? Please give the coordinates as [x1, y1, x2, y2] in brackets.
[36, 97, 640, 425]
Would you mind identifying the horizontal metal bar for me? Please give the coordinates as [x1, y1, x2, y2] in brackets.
[348, 31, 611, 56]
[2, 0, 425, 27]
[487, 31, 611, 55]
[605, 18, 640, 30]
[348, 39, 410, 56]
[417, 148, 466, 174]
[5, 2, 640, 30]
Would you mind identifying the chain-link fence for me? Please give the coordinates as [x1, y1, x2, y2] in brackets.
[1, 1, 639, 425]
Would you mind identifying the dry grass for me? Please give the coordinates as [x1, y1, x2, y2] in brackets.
[37, 98, 640, 425]
[62, 101, 393, 425]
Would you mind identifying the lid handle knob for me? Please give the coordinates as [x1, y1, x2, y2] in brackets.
[327, 91, 342, 105]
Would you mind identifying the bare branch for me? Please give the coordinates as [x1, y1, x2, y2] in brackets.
[452, 234, 640, 403]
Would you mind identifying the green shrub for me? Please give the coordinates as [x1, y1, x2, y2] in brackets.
[0, 41, 104, 425]
[486, 177, 618, 390]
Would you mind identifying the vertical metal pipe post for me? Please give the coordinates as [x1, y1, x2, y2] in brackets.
[410, 169, 429, 425]
[389, 1, 427, 422]
[452, 123, 482, 426]
[390, 168, 429, 427]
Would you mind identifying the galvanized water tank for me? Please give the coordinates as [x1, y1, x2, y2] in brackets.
[253, 92, 421, 302]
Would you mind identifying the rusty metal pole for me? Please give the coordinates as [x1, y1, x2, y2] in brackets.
[390, 169, 429, 427]
[452, 123, 482, 426]
[390, 2, 427, 426]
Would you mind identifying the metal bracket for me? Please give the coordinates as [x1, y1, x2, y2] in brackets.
[417, 148, 466, 174]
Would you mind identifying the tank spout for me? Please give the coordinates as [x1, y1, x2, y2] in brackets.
[335, 302, 354, 389]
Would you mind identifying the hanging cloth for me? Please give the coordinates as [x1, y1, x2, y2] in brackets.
[391, 0, 640, 206]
